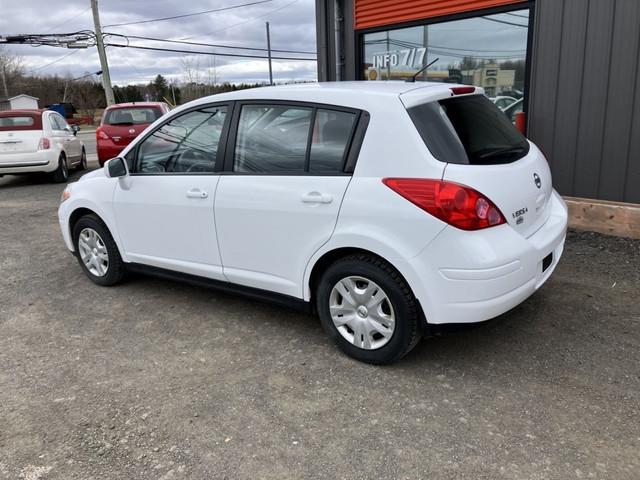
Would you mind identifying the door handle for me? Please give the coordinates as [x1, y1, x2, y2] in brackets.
[186, 188, 208, 198]
[301, 192, 333, 204]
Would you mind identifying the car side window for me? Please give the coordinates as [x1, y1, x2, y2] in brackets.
[133, 106, 227, 174]
[232, 105, 358, 175]
[234, 105, 312, 173]
[49, 114, 65, 131]
[309, 109, 356, 173]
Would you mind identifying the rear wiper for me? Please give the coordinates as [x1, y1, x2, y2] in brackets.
[111, 122, 133, 126]
[478, 145, 526, 160]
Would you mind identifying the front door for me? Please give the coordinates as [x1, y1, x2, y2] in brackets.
[112, 105, 229, 280]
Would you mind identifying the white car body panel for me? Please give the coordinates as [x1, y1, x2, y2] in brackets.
[442, 142, 554, 239]
[215, 175, 351, 297]
[112, 175, 225, 281]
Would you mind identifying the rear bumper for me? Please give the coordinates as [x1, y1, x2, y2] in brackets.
[97, 140, 126, 163]
[0, 150, 58, 174]
[396, 190, 568, 324]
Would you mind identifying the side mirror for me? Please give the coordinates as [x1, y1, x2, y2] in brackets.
[72, 125, 81, 136]
[104, 157, 128, 178]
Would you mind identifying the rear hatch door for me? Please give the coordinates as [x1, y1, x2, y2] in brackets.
[443, 147, 552, 238]
[0, 112, 44, 163]
[102, 107, 159, 147]
[403, 91, 552, 237]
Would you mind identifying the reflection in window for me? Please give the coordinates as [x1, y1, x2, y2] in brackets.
[234, 105, 312, 173]
[309, 110, 356, 173]
[362, 9, 529, 101]
[135, 106, 226, 174]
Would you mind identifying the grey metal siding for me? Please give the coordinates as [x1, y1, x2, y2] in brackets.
[529, 0, 640, 203]
[315, 1, 357, 82]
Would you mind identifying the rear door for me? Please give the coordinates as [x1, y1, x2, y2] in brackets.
[404, 92, 552, 238]
[214, 103, 361, 298]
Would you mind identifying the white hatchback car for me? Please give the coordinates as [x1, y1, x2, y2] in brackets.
[0, 109, 86, 182]
[59, 82, 567, 364]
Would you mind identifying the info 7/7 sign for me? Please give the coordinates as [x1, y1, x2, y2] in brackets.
[372, 48, 427, 68]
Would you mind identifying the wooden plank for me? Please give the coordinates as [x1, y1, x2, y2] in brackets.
[564, 196, 640, 239]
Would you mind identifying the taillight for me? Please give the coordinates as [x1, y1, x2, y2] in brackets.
[37, 138, 50, 150]
[382, 178, 506, 231]
[450, 86, 475, 95]
[96, 127, 109, 140]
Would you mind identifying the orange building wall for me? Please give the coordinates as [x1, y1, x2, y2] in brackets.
[354, 0, 527, 30]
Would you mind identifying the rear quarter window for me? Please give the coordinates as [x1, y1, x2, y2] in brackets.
[408, 95, 529, 165]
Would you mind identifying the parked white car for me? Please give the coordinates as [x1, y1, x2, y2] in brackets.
[492, 95, 518, 109]
[0, 109, 86, 182]
[59, 82, 567, 364]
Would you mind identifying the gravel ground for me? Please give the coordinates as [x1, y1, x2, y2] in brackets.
[0, 168, 639, 479]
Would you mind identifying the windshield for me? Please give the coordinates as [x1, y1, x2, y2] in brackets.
[408, 95, 529, 165]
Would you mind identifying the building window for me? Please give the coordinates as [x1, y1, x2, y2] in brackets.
[361, 8, 530, 103]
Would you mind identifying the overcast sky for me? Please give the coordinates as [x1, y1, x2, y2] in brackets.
[0, 0, 318, 86]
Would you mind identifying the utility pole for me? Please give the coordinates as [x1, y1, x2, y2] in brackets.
[91, 0, 115, 105]
[266, 22, 273, 86]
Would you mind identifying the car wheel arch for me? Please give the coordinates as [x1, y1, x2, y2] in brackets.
[306, 247, 430, 334]
[68, 208, 126, 261]
[307, 247, 402, 306]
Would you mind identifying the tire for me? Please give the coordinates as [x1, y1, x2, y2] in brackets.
[51, 153, 68, 183]
[76, 148, 88, 171]
[72, 214, 125, 286]
[316, 254, 421, 365]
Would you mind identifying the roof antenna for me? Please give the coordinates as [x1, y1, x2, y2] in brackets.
[405, 57, 439, 83]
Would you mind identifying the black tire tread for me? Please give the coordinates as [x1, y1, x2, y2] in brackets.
[52, 154, 68, 183]
[73, 214, 125, 286]
[317, 253, 422, 364]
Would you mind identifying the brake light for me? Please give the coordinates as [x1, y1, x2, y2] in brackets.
[382, 178, 506, 230]
[450, 86, 475, 95]
[96, 127, 109, 140]
[37, 138, 50, 150]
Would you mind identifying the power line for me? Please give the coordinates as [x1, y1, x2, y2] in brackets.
[182, 0, 301, 40]
[115, 33, 316, 55]
[13, 71, 102, 88]
[481, 17, 528, 28]
[29, 49, 81, 72]
[104, 0, 275, 28]
[110, 43, 315, 61]
[49, 6, 92, 31]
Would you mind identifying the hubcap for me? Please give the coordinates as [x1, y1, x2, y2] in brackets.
[78, 228, 109, 277]
[329, 276, 395, 350]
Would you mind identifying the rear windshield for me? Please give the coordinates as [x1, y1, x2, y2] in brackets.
[103, 107, 163, 126]
[0, 115, 40, 131]
[407, 95, 529, 165]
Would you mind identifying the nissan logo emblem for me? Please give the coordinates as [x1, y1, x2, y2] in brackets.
[534, 173, 542, 189]
[129, 128, 136, 134]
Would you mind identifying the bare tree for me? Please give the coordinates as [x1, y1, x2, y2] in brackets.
[0, 46, 26, 98]
[65, 75, 105, 124]
[179, 56, 221, 103]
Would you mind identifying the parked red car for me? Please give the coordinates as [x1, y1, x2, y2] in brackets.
[96, 102, 170, 166]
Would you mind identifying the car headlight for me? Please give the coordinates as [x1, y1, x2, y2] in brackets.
[61, 184, 73, 203]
